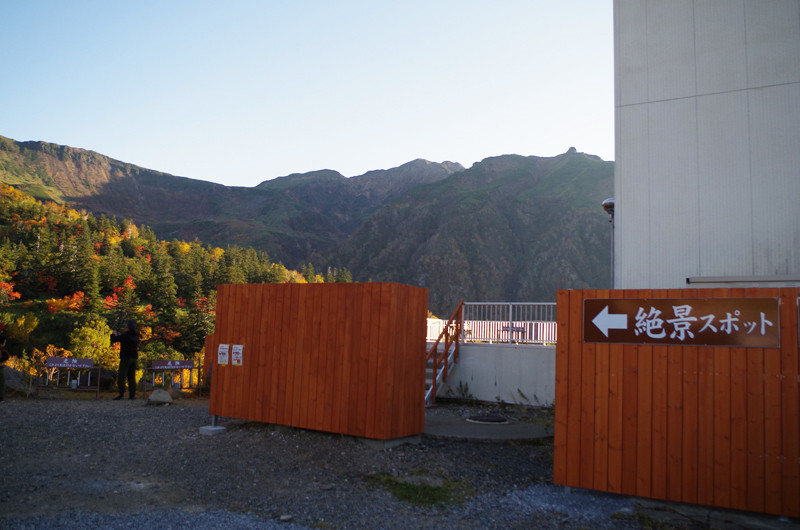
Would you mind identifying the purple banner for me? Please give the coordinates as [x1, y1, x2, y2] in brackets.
[151, 360, 195, 369]
[46, 357, 93, 368]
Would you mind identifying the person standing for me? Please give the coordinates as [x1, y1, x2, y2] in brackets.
[111, 320, 139, 400]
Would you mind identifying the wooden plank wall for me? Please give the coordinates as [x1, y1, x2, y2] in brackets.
[205, 282, 428, 440]
[554, 288, 800, 517]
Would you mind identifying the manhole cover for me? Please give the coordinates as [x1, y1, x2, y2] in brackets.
[466, 414, 509, 424]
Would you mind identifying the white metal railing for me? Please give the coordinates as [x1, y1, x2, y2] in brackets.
[427, 302, 557, 345]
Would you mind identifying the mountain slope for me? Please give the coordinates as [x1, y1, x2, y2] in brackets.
[0, 135, 462, 267]
[0, 135, 613, 314]
[324, 149, 614, 313]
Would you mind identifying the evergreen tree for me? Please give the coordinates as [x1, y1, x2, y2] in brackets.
[301, 262, 316, 283]
[148, 245, 178, 323]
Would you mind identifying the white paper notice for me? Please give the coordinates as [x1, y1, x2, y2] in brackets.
[217, 344, 230, 365]
[232, 344, 243, 366]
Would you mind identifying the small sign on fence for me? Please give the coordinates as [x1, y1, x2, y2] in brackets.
[151, 360, 195, 370]
[46, 357, 93, 369]
[231, 344, 243, 366]
[217, 344, 229, 365]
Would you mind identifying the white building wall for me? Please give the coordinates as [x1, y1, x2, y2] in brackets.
[614, 0, 800, 288]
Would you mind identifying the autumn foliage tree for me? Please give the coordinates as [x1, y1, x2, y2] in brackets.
[0, 184, 352, 367]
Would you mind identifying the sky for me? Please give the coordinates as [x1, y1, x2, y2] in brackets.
[1, 1, 614, 188]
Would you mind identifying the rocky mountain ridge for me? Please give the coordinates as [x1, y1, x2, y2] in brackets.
[0, 135, 613, 314]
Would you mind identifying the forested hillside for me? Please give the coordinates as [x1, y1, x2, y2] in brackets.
[0, 184, 350, 373]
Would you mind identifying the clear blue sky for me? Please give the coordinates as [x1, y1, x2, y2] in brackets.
[1, 1, 614, 188]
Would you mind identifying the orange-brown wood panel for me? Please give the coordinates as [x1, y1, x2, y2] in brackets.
[291, 286, 309, 428]
[208, 283, 426, 440]
[267, 285, 284, 423]
[336, 287, 355, 435]
[395, 284, 419, 439]
[299, 286, 316, 429]
[650, 288, 670, 501]
[746, 344, 766, 513]
[353, 285, 372, 437]
[579, 289, 597, 490]
[696, 338, 715, 507]
[589, 290, 610, 493]
[727, 287, 748, 511]
[254, 284, 269, 422]
[592, 351, 610, 491]
[553, 289, 571, 485]
[760, 287, 782, 516]
[280, 285, 298, 426]
[592, 341, 610, 491]
[607, 340, 624, 494]
[407, 285, 426, 436]
[713, 345, 732, 508]
[621, 341, 639, 497]
[212, 285, 230, 415]
[250, 284, 269, 421]
[245, 285, 264, 421]
[650, 343, 669, 501]
[729, 345, 748, 511]
[397, 284, 419, 438]
[666, 344, 683, 502]
[763, 346, 783, 516]
[681, 345, 699, 505]
[228, 284, 244, 414]
[711, 288, 732, 509]
[316, 284, 335, 433]
[364, 285, 384, 438]
[566, 289, 584, 487]
[636, 343, 653, 499]
[779, 288, 800, 517]
[554, 288, 799, 517]
[390, 286, 403, 439]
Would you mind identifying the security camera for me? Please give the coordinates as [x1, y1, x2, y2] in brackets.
[602, 197, 615, 218]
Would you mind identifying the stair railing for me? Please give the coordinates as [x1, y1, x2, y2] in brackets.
[424, 301, 463, 406]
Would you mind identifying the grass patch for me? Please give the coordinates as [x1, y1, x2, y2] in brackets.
[364, 472, 472, 506]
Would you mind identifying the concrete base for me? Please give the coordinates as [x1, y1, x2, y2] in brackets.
[199, 425, 227, 436]
[359, 434, 421, 450]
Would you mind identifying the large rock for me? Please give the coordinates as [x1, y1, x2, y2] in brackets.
[2, 366, 37, 396]
[147, 388, 173, 405]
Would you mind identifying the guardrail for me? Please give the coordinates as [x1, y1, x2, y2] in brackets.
[427, 302, 557, 345]
[143, 359, 203, 398]
[37, 357, 102, 398]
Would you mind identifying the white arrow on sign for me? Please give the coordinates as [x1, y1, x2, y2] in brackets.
[592, 305, 628, 337]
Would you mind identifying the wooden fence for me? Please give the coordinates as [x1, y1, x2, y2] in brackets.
[205, 282, 428, 440]
[554, 288, 800, 518]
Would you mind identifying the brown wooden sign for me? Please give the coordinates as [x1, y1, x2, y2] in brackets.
[583, 298, 780, 347]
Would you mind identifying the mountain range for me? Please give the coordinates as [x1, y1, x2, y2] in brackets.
[0, 135, 613, 315]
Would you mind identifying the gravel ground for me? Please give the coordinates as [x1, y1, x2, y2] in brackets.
[0, 394, 793, 529]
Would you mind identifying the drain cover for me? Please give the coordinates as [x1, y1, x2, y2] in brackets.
[466, 414, 509, 424]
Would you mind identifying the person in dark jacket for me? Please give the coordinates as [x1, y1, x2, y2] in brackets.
[111, 320, 139, 400]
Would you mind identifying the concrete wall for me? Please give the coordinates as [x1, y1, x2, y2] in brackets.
[614, 0, 800, 289]
[437, 343, 555, 406]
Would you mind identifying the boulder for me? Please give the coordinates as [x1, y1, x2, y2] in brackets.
[147, 388, 173, 405]
[2, 366, 37, 396]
